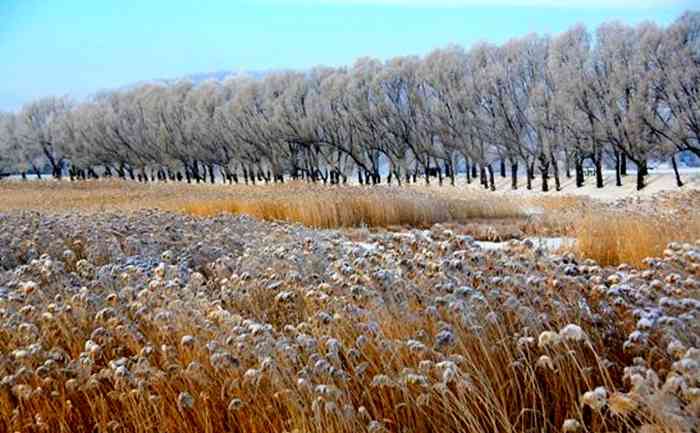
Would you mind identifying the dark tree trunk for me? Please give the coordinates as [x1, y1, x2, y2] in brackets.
[500, 159, 506, 178]
[487, 164, 496, 191]
[614, 151, 622, 187]
[208, 164, 215, 184]
[465, 159, 472, 184]
[621, 153, 628, 176]
[511, 161, 518, 190]
[424, 160, 430, 185]
[636, 159, 647, 191]
[575, 158, 584, 188]
[447, 161, 455, 186]
[358, 169, 364, 185]
[526, 163, 534, 190]
[471, 162, 478, 180]
[541, 163, 549, 193]
[594, 154, 604, 189]
[672, 155, 683, 187]
[480, 165, 488, 189]
[193, 162, 201, 183]
[551, 153, 561, 192]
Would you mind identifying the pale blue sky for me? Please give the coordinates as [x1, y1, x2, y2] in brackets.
[0, 0, 695, 111]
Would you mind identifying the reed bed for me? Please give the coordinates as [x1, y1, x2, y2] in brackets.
[180, 185, 524, 228]
[0, 185, 699, 433]
[0, 180, 526, 228]
[572, 210, 700, 267]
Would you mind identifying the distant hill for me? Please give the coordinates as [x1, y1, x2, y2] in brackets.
[157, 70, 270, 85]
[122, 70, 270, 92]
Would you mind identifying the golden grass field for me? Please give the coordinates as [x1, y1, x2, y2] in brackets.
[1, 179, 699, 433]
[1, 179, 699, 267]
[0, 179, 525, 227]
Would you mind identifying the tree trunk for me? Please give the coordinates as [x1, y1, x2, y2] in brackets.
[208, 164, 215, 184]
[541, 164, 549, 193]
[636, 159, 647, 191]
[511, 161, 518, 190]
[192, 162, 201, 183]
[526, 163, 534, 190]
[480, 165, 488, 189]
[551, 153, 561, 192]
[672, 155, 683, 187]
[614, 151, 622, 187]
[445, 161, 455, 186]
[487, 164, 496, 191]
[621, 153, 628, 176]
[465, 159, 471, 184]
[594, 154, 604, 189]
[500, 159, 506, 178]
[575, 158, 584, 188]
[424, 160, 430, 185]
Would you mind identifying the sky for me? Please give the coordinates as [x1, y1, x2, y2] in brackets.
[0, 0, 695, 111]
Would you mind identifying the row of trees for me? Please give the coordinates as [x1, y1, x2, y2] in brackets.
[1, 12, 699, 191]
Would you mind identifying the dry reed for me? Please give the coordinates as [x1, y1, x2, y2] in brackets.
[0, 180, 526, 228]
[572, 210, 700, 267]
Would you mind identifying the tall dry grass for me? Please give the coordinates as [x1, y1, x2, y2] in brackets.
[0, 283, 641, 433]
[180, 185, 524, 228]
[573, 211, 700, 267]
[0, 180, 526, 228]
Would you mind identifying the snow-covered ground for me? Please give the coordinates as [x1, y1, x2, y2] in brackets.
[419, 169, 700, 203]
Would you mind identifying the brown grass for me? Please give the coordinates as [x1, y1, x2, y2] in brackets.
[0, 180, 526, 228]
[0, 277, 643, 433]
[572, 211, 700, 267]
[180, 186, 524, 228]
